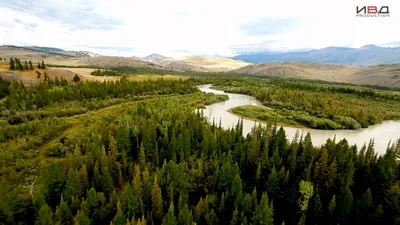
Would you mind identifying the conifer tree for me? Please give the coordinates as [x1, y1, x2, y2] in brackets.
[9, 57, 15, 70]
[73, 74, 80, 83]
[29, 60, 33, 70]
[55, 197, 73, 225]
[252, 193, 273, 225]
[178, 204, 193, 225]
[36, 204, 54, 225]
[113, 200, 126, 225]
[162, 201, 177, 225]
[152, 175, 163, 220]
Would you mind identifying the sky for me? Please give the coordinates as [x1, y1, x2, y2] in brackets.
[0, 0, 399, 57]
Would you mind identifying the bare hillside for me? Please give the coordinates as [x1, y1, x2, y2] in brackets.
[159, 56, 252, 72]
[233, 61, 400, 87]
[0, 46, 165, 69]
[78, 56, 164, 68]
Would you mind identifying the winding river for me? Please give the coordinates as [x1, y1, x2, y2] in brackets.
[198, 84, 400, 154]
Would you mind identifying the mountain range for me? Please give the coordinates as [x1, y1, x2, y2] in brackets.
[233, 45, 400, 66]
[1, 44, 400, 87]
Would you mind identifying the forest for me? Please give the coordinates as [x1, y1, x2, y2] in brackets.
[201, 77, 400, 130]
[0, 74, 399, 225]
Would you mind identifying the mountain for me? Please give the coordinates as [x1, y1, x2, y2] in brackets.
[0, 45, 161, 68]
[232, 61, 400, 87]
[142, 54, 169, 64]
[0, 45, 102, 58]
[159, 56, 252, 72]
[233, 45, 400, 66]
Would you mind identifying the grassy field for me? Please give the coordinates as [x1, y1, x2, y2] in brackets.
[0, 62, 188, 85]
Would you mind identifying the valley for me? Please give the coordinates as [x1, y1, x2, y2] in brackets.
[0, 45, 400, 225]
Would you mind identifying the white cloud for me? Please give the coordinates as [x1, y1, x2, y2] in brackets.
[0, 0, 399, 57]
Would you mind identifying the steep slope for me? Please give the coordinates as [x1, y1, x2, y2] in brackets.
[232, 61, 400, 87]
[159, 56, 252, 72]
[233, 45, 400, 66]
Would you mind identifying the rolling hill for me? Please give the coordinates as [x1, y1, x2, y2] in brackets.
[0, 45, 163, 69]
[232, 61, 400, 87]
[233, 45, 400, 66]
[142, 54, 170, 64]
[159, 56, 252, 72]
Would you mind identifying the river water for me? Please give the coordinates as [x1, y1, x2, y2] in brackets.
[198, 84, 400, 154]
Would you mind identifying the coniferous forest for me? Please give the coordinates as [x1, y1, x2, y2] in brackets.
[0, 75, 400, 225]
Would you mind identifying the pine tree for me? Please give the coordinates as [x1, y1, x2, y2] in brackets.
[9, 57, 15, 70]
[36, 204, 53, 225]
[255, 163, 262, 185]
[29, 60, 33, 70]
[231, 175, 243, 207]
[178, 204, 193, 225]
[78, 164, 89, 191]
[55, 197, 73, 225]
[230, 208, 239, 225]
[42, 60, 46, 69]
[121, 184, 139, 220]
[24, 60, 29, 70]
[73, 74, 80, 83]
[113, 200, 126, 225]
[73, 210, 91, 225]
[139, 143, 146, 169]
[38, 61, 42, 69]
[65, 169, 83, 201]
[248, 131, 260, 165]
[252, 193, 273, 225]
[132, 164, 143, 198]
[328, 195, 336, 215]
[162, 201, 176, 225]
[152, 175, 163, 219]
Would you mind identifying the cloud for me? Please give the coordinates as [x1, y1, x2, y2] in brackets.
[0, 0, 122, 30]
[0, 0, 399, 57]
[240, 18, 299, 35]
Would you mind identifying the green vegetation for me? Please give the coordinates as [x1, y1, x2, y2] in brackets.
[48, 64, 235, 77]
[73, 74, 81, 83]
[0, 75, 399, 225]
[203, 77, 400, 129]
[230, 105, 305, 128]
[9, 57, 39, 71]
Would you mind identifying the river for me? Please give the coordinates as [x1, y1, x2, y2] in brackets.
[198, 84, 400, 154]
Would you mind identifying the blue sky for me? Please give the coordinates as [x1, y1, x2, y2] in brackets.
[0, 0, 399, 57]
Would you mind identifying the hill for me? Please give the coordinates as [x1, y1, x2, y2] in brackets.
[159, 56, 252, 72]
[78, 56, 163, 68]
[0, 45, 163, 69]
[233, 45, 400, 66]
[232, 61, 400, 87]
[0, 45, 102, 58]
[142, 53, 169, 63]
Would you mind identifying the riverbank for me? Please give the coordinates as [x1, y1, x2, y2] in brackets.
[228, 106, 307, 129]
[198, 83, 400, 153]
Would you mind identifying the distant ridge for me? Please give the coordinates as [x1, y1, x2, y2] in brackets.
[1, 45, 102, 58]
[233, 45, 400, 66]
[142, 53, 169, 63]
[232, 61, 400, 87]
